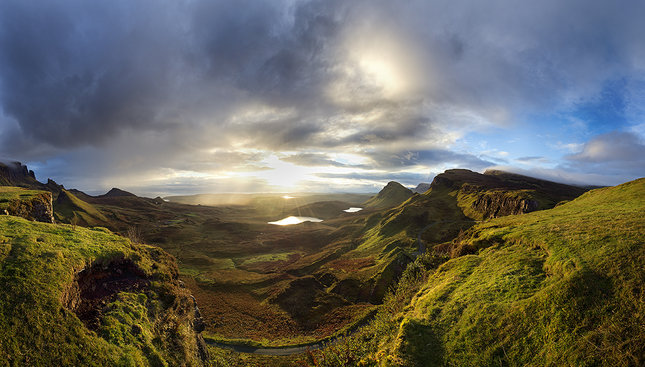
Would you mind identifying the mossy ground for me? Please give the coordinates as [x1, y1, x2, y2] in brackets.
[0, 215, 203, 366]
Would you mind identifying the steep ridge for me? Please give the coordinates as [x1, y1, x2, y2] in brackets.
[0, 161, 65, 197]
[0, 161, 38, 186]
[431, 169, 588, 220]
[55, 189, 111, 227]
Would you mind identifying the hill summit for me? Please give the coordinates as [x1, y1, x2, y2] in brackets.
[364, 181, 413, 209]
[100, 187, 137, 198]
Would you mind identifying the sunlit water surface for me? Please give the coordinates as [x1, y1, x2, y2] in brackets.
[268, 216, 324, 225]
[343, 207, 363, 213]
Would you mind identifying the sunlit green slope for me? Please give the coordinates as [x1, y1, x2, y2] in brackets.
[0, 215, 207, 366]
[388, 178, 644, 366]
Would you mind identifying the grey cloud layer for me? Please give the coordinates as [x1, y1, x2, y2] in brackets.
[1, 0, 643, 191]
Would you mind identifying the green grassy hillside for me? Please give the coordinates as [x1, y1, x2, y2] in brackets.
[364, 182, 413, 209]
[308, 178, 643, 366]
[55, 189, 112, 227]
[0, 215, 207, 366]
[316, 169, 587, 307]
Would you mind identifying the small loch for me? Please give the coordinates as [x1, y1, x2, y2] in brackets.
[268, 216, 324, 226]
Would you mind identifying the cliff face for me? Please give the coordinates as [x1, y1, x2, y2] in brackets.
[0, 187, 54, 223]
[0, 161, 65, 199]
[428, 169, 587, 220]
[470, 191, 539, 219]
[0, 161, 35, 182]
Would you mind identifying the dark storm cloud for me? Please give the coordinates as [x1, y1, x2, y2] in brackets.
[0, 1, 194, 151]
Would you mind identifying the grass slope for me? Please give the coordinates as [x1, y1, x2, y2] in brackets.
[55, 189, 111, 227]
[0, 215, 205, 366]
[388, 178, 645, 366]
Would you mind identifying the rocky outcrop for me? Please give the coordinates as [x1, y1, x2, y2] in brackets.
[3, 191, 54, 223]
[470, 191, 539, 219]
[0, 161, 36, 186]
[428, 169, 588, 220]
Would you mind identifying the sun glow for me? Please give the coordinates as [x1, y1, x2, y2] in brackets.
[358, 52, 408, 96]
[248, 155, 317, 189]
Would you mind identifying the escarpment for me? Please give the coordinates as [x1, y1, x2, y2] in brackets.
[465, 187, 539, 219]
[428, 169, 587, 220]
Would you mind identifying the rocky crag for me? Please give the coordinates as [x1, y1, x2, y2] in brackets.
[0, 187, 54, 223]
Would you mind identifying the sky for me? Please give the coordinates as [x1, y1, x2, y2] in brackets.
[0, 0, 644, 196]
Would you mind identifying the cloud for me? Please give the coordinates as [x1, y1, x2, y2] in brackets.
[516, 156, 548, 163]
[366, 149, 496, 170]
[494, 131, 645, 187]
[314, 171, 429, 188]
[0, 0, 643, 192]
[281, 153, 359, 168]
[560, 131, 645, 182]
[566, 131, 645, 164]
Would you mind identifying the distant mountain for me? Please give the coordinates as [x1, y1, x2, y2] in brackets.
[412, 183, 431, 194]
[364, 181, 413, 209]
[99, 187, 137, 198]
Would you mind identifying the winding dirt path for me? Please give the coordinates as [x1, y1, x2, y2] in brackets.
[204, 338, 333, 356]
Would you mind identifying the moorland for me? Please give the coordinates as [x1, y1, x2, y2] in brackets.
[0, 160, 642, 366]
